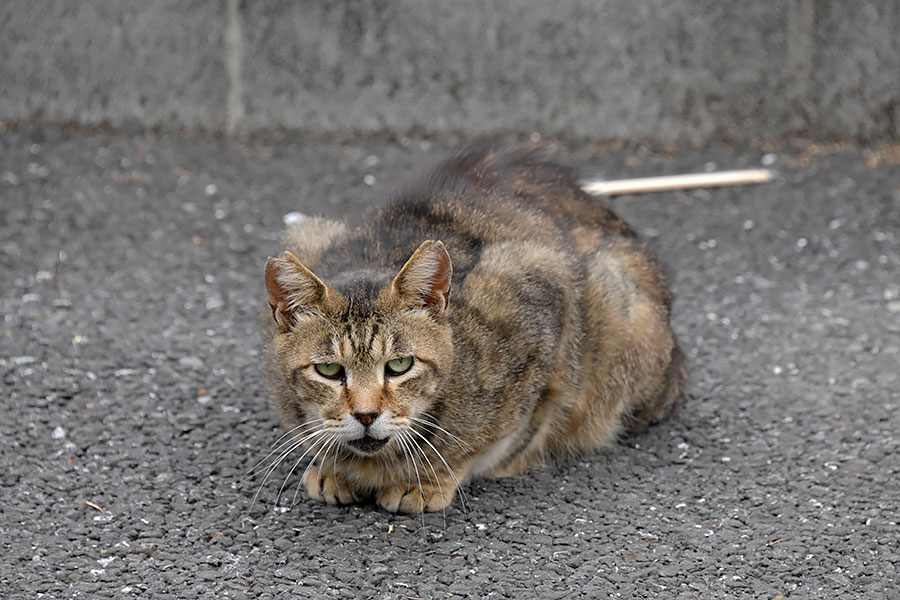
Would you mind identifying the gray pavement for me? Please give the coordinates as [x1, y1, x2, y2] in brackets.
[1, 126, 898, 598]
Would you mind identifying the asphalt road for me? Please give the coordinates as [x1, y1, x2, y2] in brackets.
[1, 126, 898, 599]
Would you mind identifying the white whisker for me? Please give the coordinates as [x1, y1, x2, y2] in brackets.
[396, 434, 413, 491]
[298, 432, 344, 501]
[293, 434, 340, 507]
[243, 419, 325, 479]
[330, 438, 342, 499]
[276, 432, 333, 509]
[403, 430, 448, 528]
[398, 431, 427, 531]
[409, 415, 470, 454]
[243, 424, 328, 483]
[249, 428, 327, 514]
[408, 425, 470, 514]
[269, 418, 325, 450]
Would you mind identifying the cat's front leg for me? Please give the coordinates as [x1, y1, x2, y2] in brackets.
[304, 464, 364, 506]
[376, 477, 459, 513]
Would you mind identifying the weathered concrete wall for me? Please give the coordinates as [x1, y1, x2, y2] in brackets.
[811, 1, 900, 141]
[1, 0, 898, 143]
[1, 0, 229, 130]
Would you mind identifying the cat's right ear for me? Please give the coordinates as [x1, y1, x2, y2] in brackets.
[388, 240, 453, 311]
[264, 251, 331, 329]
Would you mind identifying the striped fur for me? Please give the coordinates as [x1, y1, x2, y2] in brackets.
[260, 146, 684, 513]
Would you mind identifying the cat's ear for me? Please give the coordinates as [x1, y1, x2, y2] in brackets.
[389, 240, 452, 310]
[264, 251, 332, 329]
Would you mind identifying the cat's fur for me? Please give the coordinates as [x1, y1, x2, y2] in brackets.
[261, 146, 684, 513]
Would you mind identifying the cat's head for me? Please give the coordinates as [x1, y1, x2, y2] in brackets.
[264, 240, 453, 458]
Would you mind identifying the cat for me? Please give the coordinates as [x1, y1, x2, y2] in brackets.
[260, 146, 684, 514]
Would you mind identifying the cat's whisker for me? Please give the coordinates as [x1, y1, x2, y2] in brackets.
[404, 430, 450, 529]
[293, 434, 339, 508]
[245, 426, 328, 498]
[242, 425, 326, 483]
[399, 432, 427, 491]
[268, 418, 325, 450]
[276, 432, 334, 510]
[296, 437, 331, 503]
[408, 415, 471, 454]
[395, 433, 414, 492]
[398, 431, 428, 532]
[406, 432, 441, 490]
[249, 429, 327, 515]
[243, 419, 325, 479]
[407, 426, 470, 514]
[293, 435, 334, 508]
[330, 438, 342, 500]
[417, 412, 464, 437]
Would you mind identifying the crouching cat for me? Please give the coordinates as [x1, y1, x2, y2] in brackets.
[261, 146, 684, 514]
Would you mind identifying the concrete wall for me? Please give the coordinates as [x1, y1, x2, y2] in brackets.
[2, 0, 898, 143]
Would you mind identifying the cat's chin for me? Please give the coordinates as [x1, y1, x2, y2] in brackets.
[345, 435, 390, 456]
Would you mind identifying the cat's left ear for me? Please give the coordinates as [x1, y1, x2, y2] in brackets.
[264, 251, 333, 329]
[389, 240, 452, 311]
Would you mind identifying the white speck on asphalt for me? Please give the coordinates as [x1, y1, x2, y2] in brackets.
[283, 212, 307, 226]
[179, 356, 205, 370]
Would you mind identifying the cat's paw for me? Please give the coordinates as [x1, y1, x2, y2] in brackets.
[304, 465, 362, 505]
[377, 482, 456, 513]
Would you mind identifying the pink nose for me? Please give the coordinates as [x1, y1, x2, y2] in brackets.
[354, 412, 379, 426]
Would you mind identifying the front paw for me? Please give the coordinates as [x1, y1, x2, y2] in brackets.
[304, 464, 363, 506]
[377, 481, 456, 513]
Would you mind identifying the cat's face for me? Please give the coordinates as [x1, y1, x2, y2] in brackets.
[265, 241, 453, 458]
[273, 304, 452, 457]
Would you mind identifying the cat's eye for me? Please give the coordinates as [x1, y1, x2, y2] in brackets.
[314, 362, 344, 379]
[385, 356, 414, 376]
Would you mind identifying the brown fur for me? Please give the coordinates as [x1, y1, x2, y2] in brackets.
[260, 147, 684, 513]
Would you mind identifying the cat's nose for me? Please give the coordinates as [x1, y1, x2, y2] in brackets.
[353, 412, 380, 427]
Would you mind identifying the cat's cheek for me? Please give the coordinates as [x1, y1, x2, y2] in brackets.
[389, 375, 435, 413]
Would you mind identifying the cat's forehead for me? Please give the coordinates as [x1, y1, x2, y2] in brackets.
[340, 315, 384, 351]
[327, 314, 409, 365]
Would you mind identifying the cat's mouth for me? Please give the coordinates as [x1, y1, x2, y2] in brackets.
[346, 435, 390, 455]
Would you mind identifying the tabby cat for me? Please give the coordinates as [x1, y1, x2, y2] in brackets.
[261, 146, 684, 514]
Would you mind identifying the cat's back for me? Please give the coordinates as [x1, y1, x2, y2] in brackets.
[314, 146, 635, 280]
[380, 145, 635, 256]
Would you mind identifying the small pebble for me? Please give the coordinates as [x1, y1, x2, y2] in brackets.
[179, 356, 205, 370]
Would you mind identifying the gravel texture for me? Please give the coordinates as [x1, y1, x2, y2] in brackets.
[1, 127, 898, 598]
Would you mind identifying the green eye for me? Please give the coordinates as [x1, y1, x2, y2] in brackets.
[385, 356, 414, 376]
[314, 362, 344, 379]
